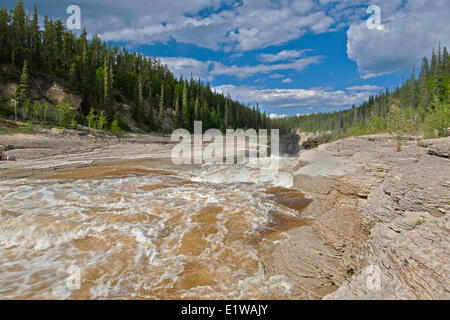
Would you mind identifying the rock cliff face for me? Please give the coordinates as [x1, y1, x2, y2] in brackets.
[264, 134, 449, 299]
[40, 81, 82, 113]
[0, 75, 82, 115]
[294, 129, 332, 146]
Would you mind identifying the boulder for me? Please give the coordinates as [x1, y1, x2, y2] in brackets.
[44, 82, 82, 113]
[0, 83, 18, 99]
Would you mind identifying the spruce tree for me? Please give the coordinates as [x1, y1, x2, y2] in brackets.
[30, 5, 41, 70]
[182, 81, 189, 128]
[133, 74, 143, 126]
[224, 99, 229, 129]
[80, 28, 89, 88]
[103, 62, 114, 121]
[431, 49, 437, 73]
[202, 100, 209, 128]
[159, 84, 164, 117]
[419, 57, 430, 108]
[0, 7, 9, 63]
[17, 59, 30, 108]
[69, 62, 77, 90]
[138, 74, 144, 107]
[194, 94, 199, 120]
[175, 95, 179, 120]
[11, 0, 25, 65]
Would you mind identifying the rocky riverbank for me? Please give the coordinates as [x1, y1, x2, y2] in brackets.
[1, 130, 448, 299]
[265, 134, 449, 299]
[0, 127, 174, 178]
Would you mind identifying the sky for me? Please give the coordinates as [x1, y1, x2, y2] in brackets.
[4, 0, 450, 117]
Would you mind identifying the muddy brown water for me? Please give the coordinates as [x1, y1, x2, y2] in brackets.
[0, 158, 312, 299]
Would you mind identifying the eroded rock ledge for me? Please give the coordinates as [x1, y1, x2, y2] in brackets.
[264, 134, 449, 299]
[0, 130, 174, 178]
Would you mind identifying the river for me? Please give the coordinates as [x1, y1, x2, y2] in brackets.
[0, 156, 313, 299]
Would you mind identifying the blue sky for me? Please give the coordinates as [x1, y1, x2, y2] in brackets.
[5, 0, 450, 117]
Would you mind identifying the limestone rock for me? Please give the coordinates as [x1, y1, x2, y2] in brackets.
[44, 82, 82, 113]
[266, 134, 449, 300]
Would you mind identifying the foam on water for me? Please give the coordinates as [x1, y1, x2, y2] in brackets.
[0, 158, 310, 299]
[188, 157, 295, 188]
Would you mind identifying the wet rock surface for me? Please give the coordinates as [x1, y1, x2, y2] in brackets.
[0, 130, 174, 178]
[280, 133, 302, 156]
[265, 134, 449, 299]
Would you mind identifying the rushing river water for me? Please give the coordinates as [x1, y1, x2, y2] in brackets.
[0, 157, 312, 299]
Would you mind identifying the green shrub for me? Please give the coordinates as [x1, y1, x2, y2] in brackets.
[55, 102, 75, 128]
[424, 103, 450, 137]
[117, 114, 130, 132]
[71, 118, 77, 129]
[110, 117, 124, 134]
[86, 107, 97, 128]
[0, 98, 14, 118]
[366, 114, 386, 134]
[346, 121, 366, 136]
[21, 98, 32, 121]
[24, 120, 34, 133]
[413, 219, 426, 228]
[97, 110, 107, 130]
[42, 102, 49, 125]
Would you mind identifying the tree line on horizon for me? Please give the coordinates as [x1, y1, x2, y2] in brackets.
[0, 0, 448, 138]
[272, 46, 449, 138]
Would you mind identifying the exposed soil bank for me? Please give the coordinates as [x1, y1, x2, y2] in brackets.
[265, 134, 449, 299]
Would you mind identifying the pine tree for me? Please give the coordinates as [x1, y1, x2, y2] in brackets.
[442, 46, 449, 74]
[409, 66, 417, 107]
[202, 100, 209, 128]
[224, 98, 229, 129]
[352, 104, 358, 122]
[437, 42, 441, 70]
[175, 95, 179, 119]
[80, 28, 89, 86]
[17, 59, 30, 108]
[0, 7, 9, 63]
[42, 16, 50, 70]
[30, 4, 41, 70]
[431, 48, 437, 73]
[11, 0, 26, 65]
[194, 94, 199, 120]
[419, 56, 430, 108]
[137, 74, 144, 106]
[182, 81, 189, 128]
[63, 31, 74, 72]
[69, 62, 77, 90]
[159, 84, 164, 117]
[103, 61, 114, 120]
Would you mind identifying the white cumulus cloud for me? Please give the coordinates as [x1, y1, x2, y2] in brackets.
[159, 55, 324, 81]
[269, 113, 288, 119]
[213, 84, 377, 112]
[259, 49, 311, 62]
[346, 0, 450, 78]
[346, 85, 383, 91]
